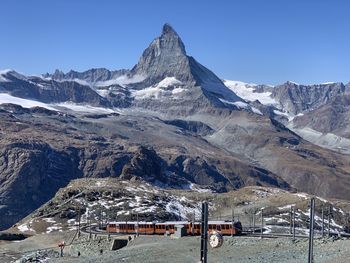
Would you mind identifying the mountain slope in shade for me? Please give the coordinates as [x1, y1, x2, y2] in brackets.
[223, 80, 350, 153]
[271, 81, 347, 115]
[0, 70, 109, 107]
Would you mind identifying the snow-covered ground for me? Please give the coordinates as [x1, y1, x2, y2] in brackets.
[95, 74, 145, 87]
[218, 98, 263, 115]
[54, 102, 115, 114]
[0, 69, 12, 82]
[0, 93, 118, 114]
[17, 220, 35, 233]
[0, 93, 56, 110]
[132, 77, 185, 99]
[223, 80, 278, 106]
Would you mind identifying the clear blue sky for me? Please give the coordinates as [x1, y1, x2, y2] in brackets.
[1, 0, 349, 85]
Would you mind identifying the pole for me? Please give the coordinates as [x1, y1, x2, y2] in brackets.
[292, 206, 295, 240]
[136, 212, 139, 236]
[77, 207, 81, 238]
[204, 203, 208, 263]
[328, 205, 331, 237]
[192, 211, 195, 235]
[88, 209, 92, 241]
[249, 213, 252, 230]
[321, 206, 324, 238]
[200, 202, 208, 263]
[261, 209, 264, 239]
[99, 209, 101, 230]
[308, 198, 315, 263]
[290, 206, 293, 234]
[231, 208, 234, 237]
[107, 213, 110, 241]
[253, 211, 255, 234]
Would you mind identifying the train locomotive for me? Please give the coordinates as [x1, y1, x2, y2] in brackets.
[106, 220, 242, 236]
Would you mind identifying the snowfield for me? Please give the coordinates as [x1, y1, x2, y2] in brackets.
[54, 102, 115, 114]
[0, 69, 12, 82]
[0, 93, 57, 110]
[95, 74, 146, 87]
[0, 93, 118, 114]
[223, 80, 278, 106]
[132, 77, 185, 99]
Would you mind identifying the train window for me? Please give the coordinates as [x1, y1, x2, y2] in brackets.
[209, 225, 212, 230]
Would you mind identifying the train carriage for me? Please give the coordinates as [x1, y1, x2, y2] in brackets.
[106, 220, 242, 236]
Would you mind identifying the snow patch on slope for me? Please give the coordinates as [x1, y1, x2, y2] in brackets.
[219, 98, 263, 115]
[0, 93, 117, 114]
[96, 74, 146, 87]
[0, 69, 12, 82]
[55, 102, 115, 114]
[224, 80, 278, 106]
[132, 77, 185, 99]
[156, 77, 182, 88]
[0, 93, 56, 110]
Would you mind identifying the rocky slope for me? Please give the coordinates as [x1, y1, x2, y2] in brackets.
[292, 93, 350, 138]
[11, 178, 350, 236]
[0, 70, 109, 107]
[0, 103, 290, 230]
[223, 80, 350, 153]
[271, 81, 348, 115]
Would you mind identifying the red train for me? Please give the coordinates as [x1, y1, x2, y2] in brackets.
[106, 220, 242, 236]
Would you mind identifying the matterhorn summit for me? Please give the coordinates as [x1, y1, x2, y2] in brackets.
[130, 23, 242, 104]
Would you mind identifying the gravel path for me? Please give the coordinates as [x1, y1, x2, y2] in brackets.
[45, 235, 350, 263]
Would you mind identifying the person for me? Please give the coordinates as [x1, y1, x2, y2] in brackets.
[78, 251, 81, 257]
[100, 249, 103, 254]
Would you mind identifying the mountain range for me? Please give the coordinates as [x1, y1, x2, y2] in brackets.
[0, 23, 350, 230]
